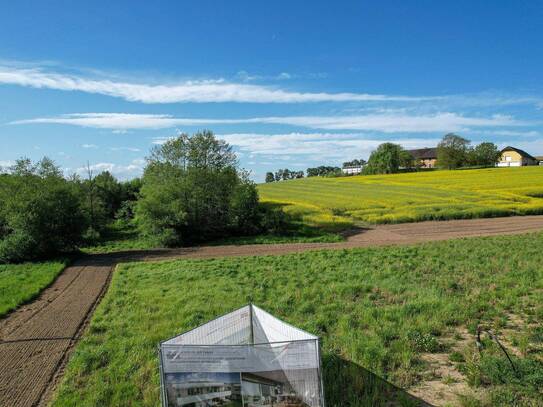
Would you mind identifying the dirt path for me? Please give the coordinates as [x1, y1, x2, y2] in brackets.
[2, 215, 543, 406]
[110, 214, 543, 262]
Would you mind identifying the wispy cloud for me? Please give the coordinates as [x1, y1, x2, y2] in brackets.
[109, 146, 141, 152]
[81, 143, 98, 149]
[12, 112, 525, 133]
[156, 132, 542, 162]
[0, 160, 15, 169]
[0, 65, 432, 104]
[73, 158, 145, 179]
[217, 133, 443, 157]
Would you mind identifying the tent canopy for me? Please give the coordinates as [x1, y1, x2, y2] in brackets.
[162, 304, 318, 346]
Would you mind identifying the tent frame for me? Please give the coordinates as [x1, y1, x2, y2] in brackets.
[158, 303, 325, 407]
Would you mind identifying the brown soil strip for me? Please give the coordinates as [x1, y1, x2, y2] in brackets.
[0, 262, 113, 407]
[109, 214, 543, 262]
[1, 215, 543, 406]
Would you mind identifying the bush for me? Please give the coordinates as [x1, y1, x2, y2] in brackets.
[0, 158, 87, 262]
[407, 330, 441, 352]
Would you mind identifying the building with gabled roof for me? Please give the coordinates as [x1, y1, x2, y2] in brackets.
[497, 146, 538, 167]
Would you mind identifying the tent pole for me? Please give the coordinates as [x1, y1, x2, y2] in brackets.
[249, 303, 254, 345]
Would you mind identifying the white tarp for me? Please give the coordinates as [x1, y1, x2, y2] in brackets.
[159, 304, 324, 407]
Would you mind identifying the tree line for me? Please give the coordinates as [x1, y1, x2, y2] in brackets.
[0, 158, 141, 262]
[265, 134, 501, 181]
[0, 131, 285, 263]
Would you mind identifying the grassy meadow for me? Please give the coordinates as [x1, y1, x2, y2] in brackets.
[258, 167, 543, 229]
[0, 260, 68, 317]
[52, 233, 543, 406]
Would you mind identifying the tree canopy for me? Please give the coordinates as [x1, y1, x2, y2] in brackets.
[468, 142, 501, 166]
[0, 158, 87, 262]
[437, 134, 471, 169]
[364, 143, 407, 174]
[136, 131, 260, 246]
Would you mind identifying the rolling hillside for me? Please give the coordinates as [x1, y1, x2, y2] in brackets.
[258, 167, 543, 228]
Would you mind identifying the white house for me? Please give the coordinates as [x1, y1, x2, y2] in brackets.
[341, 165, 363, 175]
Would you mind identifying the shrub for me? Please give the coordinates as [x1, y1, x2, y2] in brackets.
[407, 330, 441, 352]
[0, 158, 87, 262]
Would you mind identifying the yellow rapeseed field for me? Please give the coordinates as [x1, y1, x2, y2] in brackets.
[257, 167, 543, 228]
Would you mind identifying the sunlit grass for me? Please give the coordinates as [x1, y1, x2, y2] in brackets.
[53, 233, 543, 406]
[258, 167, 543, 229]
[0, 260, 68, 317]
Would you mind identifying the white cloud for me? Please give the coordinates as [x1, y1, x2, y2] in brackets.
[74, 158, 144, 179]
[12, 112, 524, 133]
[109, 147, 141, 152]
[218, 132, 443, 158]
[81, 143, 98, 148]
[277, 72, 291, 80]
[0, 65, 431, 104]
[474, 130, 541, 138]
[0, 160, 14, 168]
[219, 132, 543, 160]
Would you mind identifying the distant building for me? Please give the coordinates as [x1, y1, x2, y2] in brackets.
[342, 159, 366, 175]
[536, 156, 543, 166]
[342, 165, 363, 175]
[406, 147, 438, 168]
[497, 146, 539, 167]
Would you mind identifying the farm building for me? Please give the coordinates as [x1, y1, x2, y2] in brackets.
[536, 156, 543, 165]
[407, 147, 438, 168]
[342, 165, 363, 175]
[497, 146, 539, 167]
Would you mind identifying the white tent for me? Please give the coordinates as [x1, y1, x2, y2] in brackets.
[159, 304, 325, 407]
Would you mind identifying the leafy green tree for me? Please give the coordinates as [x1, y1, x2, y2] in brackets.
[399, 150, 415, 169]
[93, 171, 123, 219]
[265, 172, 275, 183]
[0, 158, 87, 262]
[437, 134, 471, 169]
[468, 142, 501, 166]
[364, 143, 405, 174]
[306, 166, 341, 177]
[136, 131, 260, 246]
[342, 159, 366, 168]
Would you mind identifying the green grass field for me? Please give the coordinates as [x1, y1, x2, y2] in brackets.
[258, 167, 543, 229]
[52, 233, 543, 406]
[82, 221, 343, 254]
[0, 260, 68, 317]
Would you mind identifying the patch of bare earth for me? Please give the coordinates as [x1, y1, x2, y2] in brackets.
[409, 328, 478, 406]
[409, 312, 542, 407]
[0, 260, 113, 407]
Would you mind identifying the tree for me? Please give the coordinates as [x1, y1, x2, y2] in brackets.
[0, 158, 87, 262]
[136, 131, 260, 246]
[468, 142, 501, 166]
[306, 166, 341, 177]
[437, 134, 470, 169]
[363, 143, 405, 174]
[265, 172, 275, 183]
[92, 171, 123, 219]
[342, 159, 366, 168]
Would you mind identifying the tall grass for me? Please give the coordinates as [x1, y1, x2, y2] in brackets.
[52, 233, 543, 406]
[258, 167, 543, 229]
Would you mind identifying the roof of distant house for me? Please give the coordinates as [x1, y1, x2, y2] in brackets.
[407, 147, 437, 160]
[500, 146, 537, 161]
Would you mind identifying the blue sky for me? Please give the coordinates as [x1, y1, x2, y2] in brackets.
[0, 1, 542, 181]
